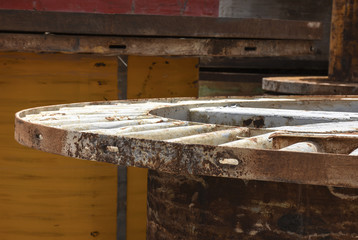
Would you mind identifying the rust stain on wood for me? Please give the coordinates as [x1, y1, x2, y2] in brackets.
[147, 170, 358, 240]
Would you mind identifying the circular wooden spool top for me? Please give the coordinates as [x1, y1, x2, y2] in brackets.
[262, 76, 358, 95]
[15, 96, 358, 188]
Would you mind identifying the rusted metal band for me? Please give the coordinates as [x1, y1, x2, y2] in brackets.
[14, 97, 358, 188]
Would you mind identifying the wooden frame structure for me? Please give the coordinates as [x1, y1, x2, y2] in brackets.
[263, 0, 358, 94]
[0, 5, 329, 240]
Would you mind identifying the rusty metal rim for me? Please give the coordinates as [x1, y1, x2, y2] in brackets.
[15, 96, 358, 188]
[14, 116, 358, 188]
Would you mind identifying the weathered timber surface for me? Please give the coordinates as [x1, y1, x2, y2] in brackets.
[0, 33, 316, 57]
[329, 0, 358, 82]
[262, 76, 358, 95]
[0, 10, 322, 40]
[127, 56, 199, 98]
[200, 57, 329, 70]
[263, 0, 358, 94]
[219, 0, 332, 61]
[147, 170, 358, 240]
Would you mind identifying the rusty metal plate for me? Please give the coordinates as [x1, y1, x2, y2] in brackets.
[15, 96, 358, 188]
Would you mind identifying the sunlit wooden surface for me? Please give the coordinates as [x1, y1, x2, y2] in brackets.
[126, 56, 199, 240]
[0, 52, 118, 240]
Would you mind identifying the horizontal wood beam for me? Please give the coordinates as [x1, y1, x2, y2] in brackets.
[0, 33, 316, 57]
[200, 57, 328, 70]
[0, 10, 322, 40]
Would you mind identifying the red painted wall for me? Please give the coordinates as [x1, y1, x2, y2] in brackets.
[0, 0, 219, 16]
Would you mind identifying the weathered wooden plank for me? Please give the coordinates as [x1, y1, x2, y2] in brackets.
[198, 71, 330, 97]
[0, 52, 118, 240]
[148, 170, 358, 240]
[127, 56, 199, 99]
[0, 10, 322, 40]
[200, 57, 329, 71]
[0, 33, 316, 57]
[329, 0, 358, 82]
[219, 0, 332, 61]
[263, 0, 358, 94]
[262, 76, 358, 95]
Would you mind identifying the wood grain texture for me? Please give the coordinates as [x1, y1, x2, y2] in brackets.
[329, 0, 358, 82]
[147, 170, 358, 240]
[126, 56, 199, 240]
[127, 56, 199, 99]
[0, 52, 118, 240]
[0, 33, 315, 57]
[200, 57, 329, 70]
[126, 167, 148, 240]
[219, 0, 332, 61]
[0, 10, 322, 40]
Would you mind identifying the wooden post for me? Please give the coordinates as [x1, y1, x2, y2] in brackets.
[125, 55, 199, 240]
[329, 0, 358, 82]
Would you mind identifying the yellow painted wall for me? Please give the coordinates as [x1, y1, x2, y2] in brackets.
[126, 56, 199, 240]
[0, 52, 118, 240]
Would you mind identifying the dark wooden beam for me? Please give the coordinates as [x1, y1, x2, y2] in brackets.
[116, 166, 127, 240]
[0, 10, 322, 40]
[219, 0, 332, 61]
[329, 0, 358, 82]
[200, 57, 328, 70]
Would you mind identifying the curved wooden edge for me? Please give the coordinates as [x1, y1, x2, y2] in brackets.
[263, 76, 358, 95]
